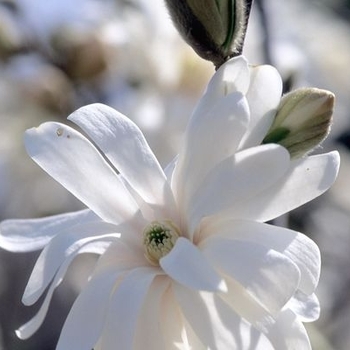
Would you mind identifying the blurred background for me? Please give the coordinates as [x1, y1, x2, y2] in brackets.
[0, 0, 349, 349]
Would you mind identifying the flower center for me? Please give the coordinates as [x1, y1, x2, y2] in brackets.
[143, 220, 180, 265]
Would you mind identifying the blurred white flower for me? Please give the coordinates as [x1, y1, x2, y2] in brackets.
[0, 56, 340, 349]
[18, 0, 110, 42]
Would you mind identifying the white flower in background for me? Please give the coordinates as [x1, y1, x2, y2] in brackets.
[0, 56, 340, 349]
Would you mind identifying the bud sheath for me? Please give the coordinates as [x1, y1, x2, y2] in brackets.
[263, 88, 335, 158]
[164, 0, 252, 68]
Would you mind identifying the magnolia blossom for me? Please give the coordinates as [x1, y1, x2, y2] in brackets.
[0, 56, 339, 349]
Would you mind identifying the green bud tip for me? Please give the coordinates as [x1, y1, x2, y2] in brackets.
[263, 88, 335, 158]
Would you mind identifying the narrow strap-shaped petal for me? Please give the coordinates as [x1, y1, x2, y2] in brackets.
[203, 238, 300, 315]
[24, 122, 140, 225]
[218, 278, 312, 349]
[264, 309, 311, 350]
[164, 155, 177, 182]
[239, 64, 283, 149]
[160, 284, 205, 350]
[160, 237, 227, 292]
[56, 268, 122, 350]
[22, 221, 122, 305]
[187, 144, 290, 236]
[212, 295, 276, 350]
[199, 220, 320, 295]
[173, 285, 234, 350]
[172, 93, 249, 216]
[228, 151, 340, 222]
[174, 284, 274, 350]
[193, 56, 250, 118]
[92, 238, 147, 276]
[133, 276, 170, 350]
[118, 174, 156, 223]
[0, 209, 97, 252]
[218, 274, 275, 331]
[17, 237, 117, 339]
[69, 104, 176, 216]
[286, 291, 320, 322]
[209, 296, 275, 350]
[99, 267, 159, 350]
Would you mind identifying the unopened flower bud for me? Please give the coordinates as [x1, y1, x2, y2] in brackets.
[164, 0, 251, 68]
[263, 88, 334, 158]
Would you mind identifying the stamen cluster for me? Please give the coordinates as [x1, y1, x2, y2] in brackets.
[143, 220, 180, 265]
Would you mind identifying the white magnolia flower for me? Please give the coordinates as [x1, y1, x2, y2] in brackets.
[0, 56, 340, 349]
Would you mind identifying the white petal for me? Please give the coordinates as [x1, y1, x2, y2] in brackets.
[69, 104, 176, 215]
[193, 56, 250, 117]
[22, 221, 121, 305]
[160, 284, 203, 350]
[173, 93, 249, 217]
[99, 267, 159, 349]
[118, 174, 159, 223]
[173, 285, 233, 350]
[218, 274, 275, 331]
[164, 155, 177, 181]
[286, 291, 320, 322]
[92, 238, 147, 276]
[229, 151, 340, 222]
[216, 277, 310, 350]
[24, 122, 140, 225]
[134, 276, 170, 350]
[212, 294, 275, 350]
[179, 320, 206, 350]
[174, 284, 274, 350]
[16, 238, 113, 339]
[199, 220, 320, 295]
[203, 238, 300, 315]
[0, 209, 97, 252]
[188, 144, 290, 234]
[264, 309, 311, 350]
[160, 237, 226, 292]
[240, 64, 283, 149]
[56, 268, 122, 350]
